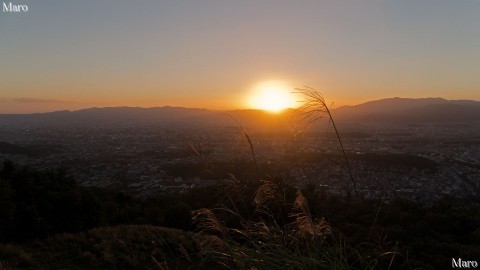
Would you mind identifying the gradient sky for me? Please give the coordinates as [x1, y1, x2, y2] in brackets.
[1, 0, 480, 113]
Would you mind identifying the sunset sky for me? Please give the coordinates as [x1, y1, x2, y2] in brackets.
[1, 1, 480, 113]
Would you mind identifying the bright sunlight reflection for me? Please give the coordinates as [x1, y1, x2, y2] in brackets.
[247, 81, 296, 113]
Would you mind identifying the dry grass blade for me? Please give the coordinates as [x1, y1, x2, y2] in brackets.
[240, 127, 260, 181]
[224, 173, 246, 199]
[252, 180, 276, 216]
[151, 256, 169, 270]
[247, 220, 271, 239]
[191, 208, 227, 237]
[294, 86, 359, 198]
[222, 114, 261, 181]
[289, 190, 330, 238]
[186, 142, 201, 158]
[199, 235, 227, 255]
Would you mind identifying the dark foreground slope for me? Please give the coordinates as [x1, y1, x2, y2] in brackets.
[1, 161, 479, 270]
[1, 198, 479, 270]
[0, 225, 203, 270]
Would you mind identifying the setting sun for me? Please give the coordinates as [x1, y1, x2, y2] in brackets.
[247, 81, 296, 113]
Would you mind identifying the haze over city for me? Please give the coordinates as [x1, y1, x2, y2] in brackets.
[2, 0, 480, 113]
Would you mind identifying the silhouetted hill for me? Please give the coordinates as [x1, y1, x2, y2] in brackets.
[334, 97, 480, 123]
[0, 106, 295, 131]
[0, 107, 218, 127]
[0, 225, 202, 269]
[0, 142, 30, 155]
[0, 98, 479, 129]
[0, 142, 57, 156]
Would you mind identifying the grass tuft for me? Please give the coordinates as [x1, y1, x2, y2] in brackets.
[193, 179, 350, 269]
[294, 87, 359, 198]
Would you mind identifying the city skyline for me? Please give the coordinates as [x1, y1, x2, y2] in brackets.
[2, 1, 480, 113]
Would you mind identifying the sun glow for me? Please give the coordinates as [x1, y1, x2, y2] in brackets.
[247, 81, 296, 113]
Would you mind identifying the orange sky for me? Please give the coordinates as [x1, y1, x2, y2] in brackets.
[1, 1, 480, 113]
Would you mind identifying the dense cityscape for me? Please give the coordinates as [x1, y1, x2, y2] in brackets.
[1, 119, 479, 204]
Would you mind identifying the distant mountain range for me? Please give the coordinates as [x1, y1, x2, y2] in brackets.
[0, 98, 479, 129]
[0, 106, 293, 131]
[334, 97, 480, 123]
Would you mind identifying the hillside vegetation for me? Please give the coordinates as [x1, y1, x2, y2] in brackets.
[1, 160, 479, 269]
[0, 225, 203, 269]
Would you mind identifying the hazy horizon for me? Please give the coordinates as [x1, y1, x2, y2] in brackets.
[1, 95, 479, 115]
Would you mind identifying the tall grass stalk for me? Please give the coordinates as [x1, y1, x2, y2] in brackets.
[222, 113, 261, 181]
[240, 127, 260, 181]
[294, 87, 359, 198]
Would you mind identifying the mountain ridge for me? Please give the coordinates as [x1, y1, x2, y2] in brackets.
[333, 97, 480, 123]
[1, 98, 479, 128]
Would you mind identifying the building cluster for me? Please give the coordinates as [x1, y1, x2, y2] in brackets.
[0, 122, 478, 202]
